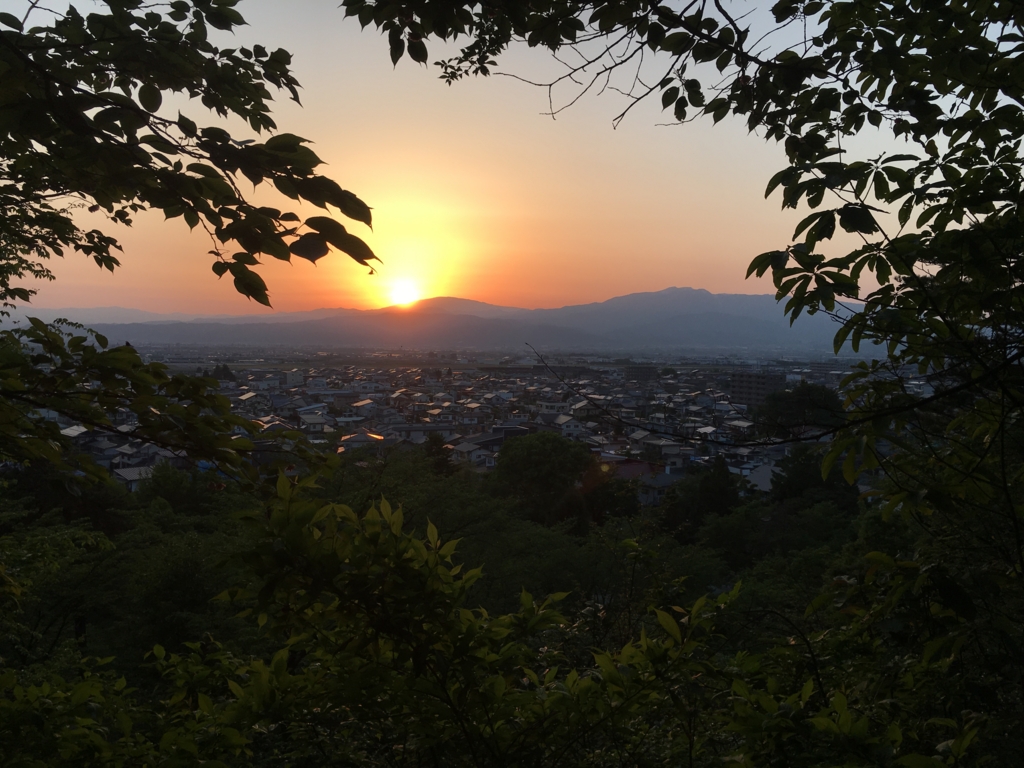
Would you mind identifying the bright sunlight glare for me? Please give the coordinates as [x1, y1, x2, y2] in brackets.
[389, 279, 421, 306]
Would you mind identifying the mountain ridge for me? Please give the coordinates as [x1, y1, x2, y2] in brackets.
[12, 287, 777, 325]
[7, 288, 845, 352]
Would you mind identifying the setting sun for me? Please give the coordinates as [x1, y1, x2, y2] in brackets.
[389, 279, 421, 306]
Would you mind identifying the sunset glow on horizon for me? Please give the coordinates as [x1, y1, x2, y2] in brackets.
[389, 279, 421, 306]
[20, 0, 802, 316]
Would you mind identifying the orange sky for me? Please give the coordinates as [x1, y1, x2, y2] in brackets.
[29, 0, 815, 315]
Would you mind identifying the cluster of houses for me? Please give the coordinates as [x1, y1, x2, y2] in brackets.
[57, 421, 192, 491]
[217, 361, 844, 503]
[49, 358, 855, 503]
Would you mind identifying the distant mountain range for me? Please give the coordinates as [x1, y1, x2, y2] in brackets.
[7, 288, 847, 353]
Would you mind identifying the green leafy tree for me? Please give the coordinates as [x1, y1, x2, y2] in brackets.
[0, 322, 256, 483]
[658, 455, 739, 542]
[212, 363, 236, 381]
[0, 0, 380, 482]
[319, 441, 588, 612]
[769, 442, 859, 514]
[1, 0, 376, 308]
[0, 464, 257, 674]
[492, 431, 594, 526]
[422, 430, 455, 476]
[754, 381, 845, 440]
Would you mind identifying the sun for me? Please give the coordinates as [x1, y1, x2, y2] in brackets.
[389, 279, 421, 306]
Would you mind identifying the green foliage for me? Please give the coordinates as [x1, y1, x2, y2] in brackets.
[658, 455, 739, 542]
[136, 463, 239, 517]
[4, 443, 1016, 766]
[700, 498, 853, 571]
[581, 473, 640, 523]
[1, 0, 375, 309]
[0, 322, 256, 484]
[164, 481, 747, 766]
[211, 363, 236, 381]
[0, 465, 257, 677]
[318, 442, 630, 613]
[421, 430, 454, 476]
[770, 443, 859, 513]
[755, 382, 845, 440]
[492, 431, 594, 525]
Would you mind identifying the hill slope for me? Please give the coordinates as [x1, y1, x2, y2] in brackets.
[16, 288, 844, 352]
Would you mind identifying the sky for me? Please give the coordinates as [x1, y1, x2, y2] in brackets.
[30, 0, 823, 314]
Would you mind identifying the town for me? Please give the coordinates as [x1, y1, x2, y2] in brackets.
[56, 346, 883, 502]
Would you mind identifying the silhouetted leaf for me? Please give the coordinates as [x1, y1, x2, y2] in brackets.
[0, 12, 23, 30]
[408, 38, 428, 64]
[389, 28, 405, 65]
[138, 83, 162, 113]
[265, 133, 306, 152]
[333, 232, 378, 266]
[230, 264, 270, 306]
[289, 233, 330, 262]
[838, 204, 878, 234]
[305, 216, 348, 241]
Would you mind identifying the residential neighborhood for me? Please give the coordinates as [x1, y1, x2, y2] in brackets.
[45, 351, 882, 501]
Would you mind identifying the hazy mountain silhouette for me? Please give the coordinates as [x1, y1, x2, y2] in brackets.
[18, 288, 845, 352]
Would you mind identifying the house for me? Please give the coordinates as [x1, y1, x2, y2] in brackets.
[746, 462, 777, 493]
[298, 412, 326, 433]
[450, 442, 495, 468]
[338, 430, 386, 454]
[254, 415, 294, 435]
[236, 390, 271, 414]
[554, 414, 586, 440]
[386, 423, 462, 443]
[425, 407, 453, 423]
[112, 465, 153, 492]
[638, 472, 679, 506]
[724, 419, 755, 438]
[639, 436, 684, 459]
[351, 399, 378, 418]
[60, 424, 89, 441]
[628, 430, 651, 451]
[538, 401, 569, 415]
[571, 400, 602, 421]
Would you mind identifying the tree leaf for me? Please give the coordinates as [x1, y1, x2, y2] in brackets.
[408, 38, 428, 64]
[655, 608, 681, 642]
[138, 83, 162, 113]
[389, 28, 405, 65]
[265, 133, 306, 152]
[230, 264, 271, 306]
[0, 12, 23, 30]
[838, 204, 878, 234]
[305, 216, 349, 242]
[289, 233, 330, 262]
